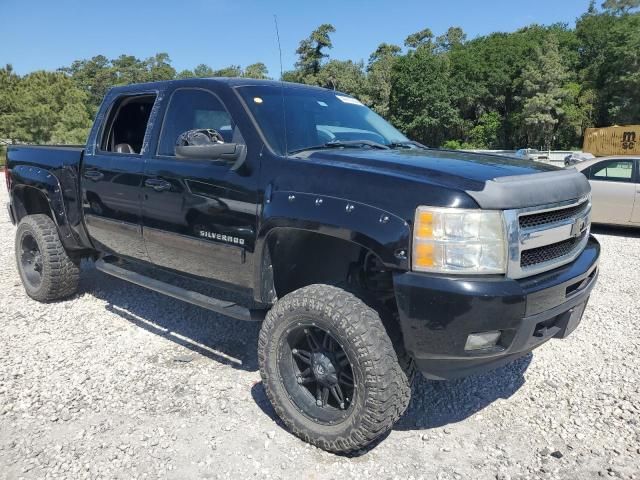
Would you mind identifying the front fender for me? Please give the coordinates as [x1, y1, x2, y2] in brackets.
[253, 190, 411, 302]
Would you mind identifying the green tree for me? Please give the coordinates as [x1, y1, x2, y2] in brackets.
[295, 24, 336, 77]
[468, 112, 502, 148]
[61, 55, 117, 115]
[404, 28, 434, 49]
[577, 10, 640, 125]
[601, 0, 640, 14]
[317, 60, 367, 98]
[366, 43, 401, 116]
[0, 65, 20, 142]
[389, 47, 461, 146]
[517, 37, 570, 149]
[192, 64, 215, 77]
[9, 71, 92, 144]
[145, 53, 176, 82]
[213, 65, 242, 77]
[435, 27, 467, 52]
[111, 55, 149, 85]
[556, 82, 596, 148]
[243, 62, 269, 79]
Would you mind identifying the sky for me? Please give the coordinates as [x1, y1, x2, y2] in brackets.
[2, 0, 593, 77]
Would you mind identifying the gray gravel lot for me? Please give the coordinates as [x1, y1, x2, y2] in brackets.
[0, 184, 639, 480]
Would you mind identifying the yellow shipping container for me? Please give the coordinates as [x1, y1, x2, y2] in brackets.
[583, 125, 640, 156]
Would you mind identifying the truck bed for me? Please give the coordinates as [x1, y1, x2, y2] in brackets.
[7, 145, 84, 171]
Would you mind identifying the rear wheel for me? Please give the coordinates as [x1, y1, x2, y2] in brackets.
[258, 284, 411, 453]
[15, 214, 80, 302]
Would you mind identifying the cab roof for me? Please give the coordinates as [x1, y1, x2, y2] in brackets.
[108, 77, 336, 95]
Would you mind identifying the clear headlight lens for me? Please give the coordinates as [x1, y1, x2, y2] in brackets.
[412, 207, 506, 274]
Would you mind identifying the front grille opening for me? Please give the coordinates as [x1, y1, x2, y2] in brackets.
[520, 234, 585, 268]
[519, 201, 588, 229]
[565, 268, 597, 297]
[533, 317, 560, 338]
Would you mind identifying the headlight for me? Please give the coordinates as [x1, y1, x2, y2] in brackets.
[412, 206, 506, 274]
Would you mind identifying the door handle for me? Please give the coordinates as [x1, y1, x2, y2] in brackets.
[144, 178, 172, 192]
[83, 170, 104, 181]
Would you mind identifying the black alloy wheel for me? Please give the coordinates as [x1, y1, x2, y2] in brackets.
[20, 233, 44, 289]
[279, 324, 355, 424]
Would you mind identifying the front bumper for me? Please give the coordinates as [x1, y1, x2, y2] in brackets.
[393, 236, 600, 380]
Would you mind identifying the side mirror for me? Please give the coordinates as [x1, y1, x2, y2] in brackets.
[174, 129, 247, 171]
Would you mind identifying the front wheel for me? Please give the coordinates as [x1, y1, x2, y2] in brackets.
[258, 284, 411, 453]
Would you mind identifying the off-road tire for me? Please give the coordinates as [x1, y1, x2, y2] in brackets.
[337, 283, 417, 388]
[15, 214, 80, 302]
[258, 284, 411, 453]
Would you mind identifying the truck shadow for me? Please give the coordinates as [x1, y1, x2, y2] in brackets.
[591, 224, 640, 238]
[80, 261, 531, 455]
[395, 353, 531, 430]
[250, 354, 532, 456]
[79, 261, 261, 372]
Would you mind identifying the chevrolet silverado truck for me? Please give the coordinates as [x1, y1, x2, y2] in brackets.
[5, 78, 599, 453]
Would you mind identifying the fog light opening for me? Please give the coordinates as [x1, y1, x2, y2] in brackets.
[465, 331, 502, 351]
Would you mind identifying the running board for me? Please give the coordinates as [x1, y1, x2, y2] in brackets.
[95, 258, 264, 321]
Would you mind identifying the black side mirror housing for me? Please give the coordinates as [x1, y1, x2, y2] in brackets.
[174, 129, 247, 171]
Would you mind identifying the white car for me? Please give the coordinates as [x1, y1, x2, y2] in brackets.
[515, 148, 549, 161]
[573, 156, 640, 227]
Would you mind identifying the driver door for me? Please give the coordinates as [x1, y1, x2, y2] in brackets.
[141, 87, 258, 288]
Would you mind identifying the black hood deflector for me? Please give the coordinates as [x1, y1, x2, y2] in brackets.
[465, 168, 591, 210]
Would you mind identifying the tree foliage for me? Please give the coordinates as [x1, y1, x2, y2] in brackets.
[294, 24, 336, 77]
[1, 6, 639, 149]
[517, 36, 570, 149]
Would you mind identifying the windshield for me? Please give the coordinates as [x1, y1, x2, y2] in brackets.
[236, 84, 409, 156]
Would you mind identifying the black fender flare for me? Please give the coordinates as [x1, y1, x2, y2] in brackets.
[253, 190, 411, 303]
[11, 165, 82, 250]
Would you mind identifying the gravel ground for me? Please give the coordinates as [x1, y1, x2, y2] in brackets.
[0, 185, 638, 480]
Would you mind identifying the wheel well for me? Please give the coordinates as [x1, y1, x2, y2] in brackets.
[265, 229, 395, 302]
[12, 186, 53, 223]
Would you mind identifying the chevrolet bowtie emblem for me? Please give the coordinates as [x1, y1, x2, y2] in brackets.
[570, 217, 586, 238]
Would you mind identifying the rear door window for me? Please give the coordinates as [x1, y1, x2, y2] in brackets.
[100, 94, 157, 154]
[589, 160, 635, 182]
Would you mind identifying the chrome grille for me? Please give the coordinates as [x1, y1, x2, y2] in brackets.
[519, 201, 589, 230]
[504, 196, 591, 279]
[520, 232, 586, 268]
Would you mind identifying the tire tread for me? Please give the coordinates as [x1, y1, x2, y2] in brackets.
[15, 214, 80, 302]
[258, 284, 411, 453]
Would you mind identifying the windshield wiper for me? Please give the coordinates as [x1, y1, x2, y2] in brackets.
[388, 140, 429, 150]
[288, 140, 390, 155]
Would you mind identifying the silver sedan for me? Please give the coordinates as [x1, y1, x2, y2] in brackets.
[572, 156, 640, 227]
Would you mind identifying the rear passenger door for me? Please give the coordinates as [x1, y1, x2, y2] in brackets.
[141, 86, 258, 288]
[81, 93, 157, 260]
[587, 159, 637, 225]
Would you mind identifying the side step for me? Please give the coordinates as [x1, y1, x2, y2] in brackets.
[95, 258, 265, 321]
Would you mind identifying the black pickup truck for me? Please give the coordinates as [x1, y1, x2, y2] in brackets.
[5, 78, 599, 453]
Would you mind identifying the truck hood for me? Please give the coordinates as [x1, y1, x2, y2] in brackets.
[305, 148, 556, 187]
[303, 148, 590, 209]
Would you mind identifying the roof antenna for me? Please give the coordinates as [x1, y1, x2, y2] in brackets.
[273, 14, 288, 156]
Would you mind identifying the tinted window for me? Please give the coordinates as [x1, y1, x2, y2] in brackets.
[101, 94, 156, 154]
[158, 89, 238, 156]
[589, 160, 634, 182]
[237, 85, 408, 156]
